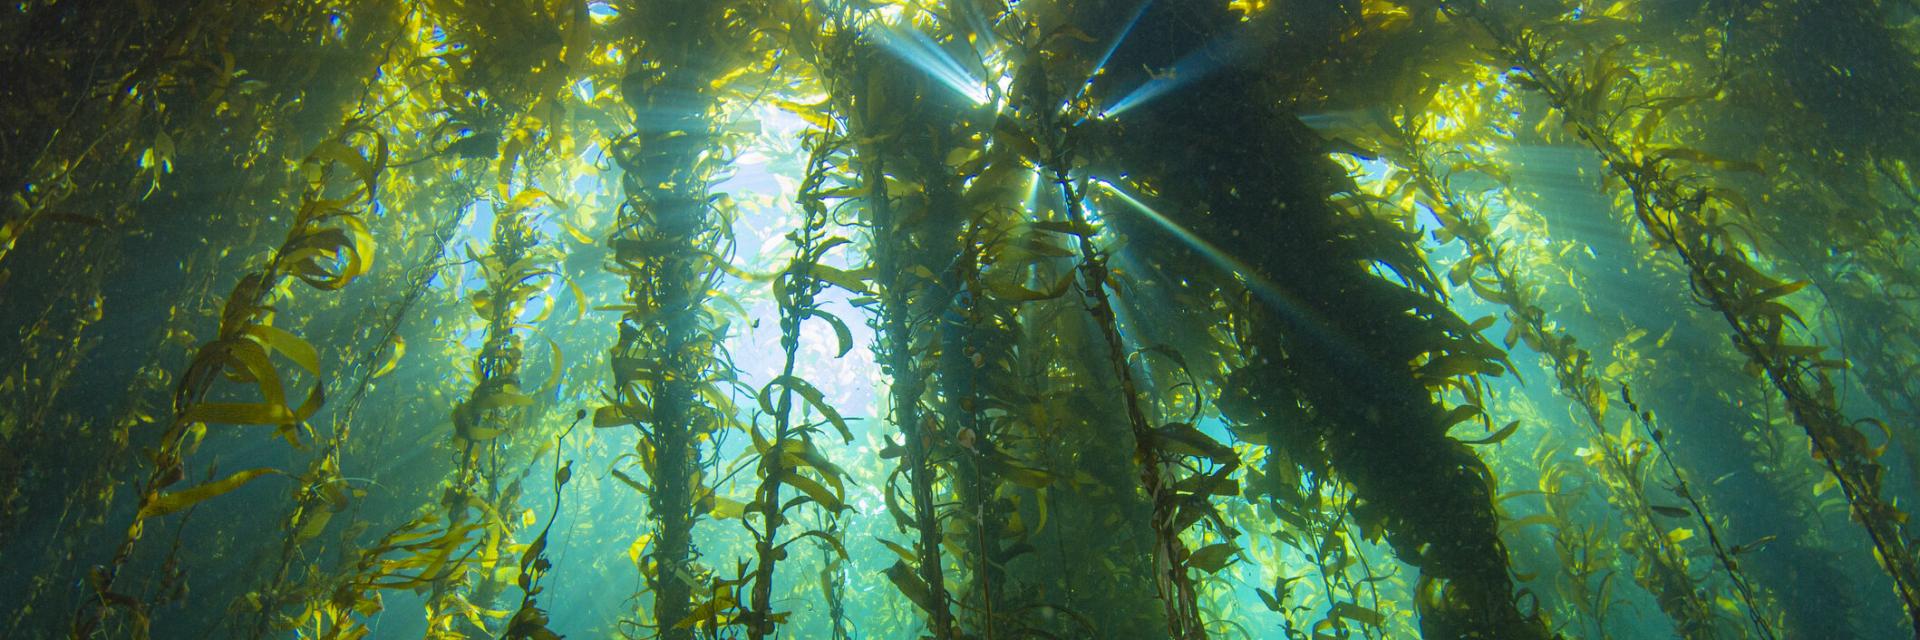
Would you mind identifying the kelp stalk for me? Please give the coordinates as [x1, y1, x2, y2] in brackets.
[860, 112, 958, 640]
[1054, 168, 1206, 640]
[743, 132, 851, 638]
[607, 2, 739, 634]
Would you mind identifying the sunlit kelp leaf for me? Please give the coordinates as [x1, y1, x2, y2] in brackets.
[471, 383, 535, 410]
[672, 588, 739, 630]
[782, 529, 848, 560]
[806, 263, 872, 294]
[558, 220, 596, 245]
[756, 375, 852, 442]
[710, 495, 748, 519]
[1185, 542, 1239, 573]
[502, 188, 558, 215]
[538, 335, 564, 394]
[803, 309, 854, 358]
[866, 536, 916, 569]
[244, 324, 320, 374]
[626, 533, 653, 568]
[594, 405, 641, 428]
[1457, 419, 1520, 446]
[370, 335, 406, 378]
[752, 432, 849, 492]
[1330, 601, 1387, 628]
[225, 337, 288, 408]
[776, 469, 847, 513]
[770, 97, 835, 130]
[304, 138, 382, 196]
[138, 468, 281, 520]
[281, 214, 377, 291]
[884, 559, 938, 614]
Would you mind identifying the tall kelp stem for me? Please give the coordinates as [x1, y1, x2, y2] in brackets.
[744, 8, 965, 635]
[872, 13, 1036, 633]
[73, 119, 386, 639]
[1448, 2, 1920, 633]
[1377, 117, 1774, 638]
[1620, 385, 1778, 636]
[928, 164, 1019, 640]
[994, 13, 1234, 638]
[244, 176, 477, 640]
[1531, 432, 1642, 636]
[741, 131, 857, 638]
[1049, 149, 1207, 640]
[1062, 1, 1549, 636]
[389, 3, 587, 632]
[604, 2, 744, 636]
[1700, 0, 1920, 495]
[851, 55, 958, 640]
[424, 164, 561, 638]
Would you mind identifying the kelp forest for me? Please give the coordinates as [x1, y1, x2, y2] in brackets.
[6, 0, 1920, 638]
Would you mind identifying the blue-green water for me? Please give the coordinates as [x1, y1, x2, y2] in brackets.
[3, 1, 1918, 638]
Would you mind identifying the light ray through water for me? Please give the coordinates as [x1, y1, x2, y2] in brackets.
[1092, 179, 1363, 362]
[1082, 0, 1154, 98]
[874, 25, 989, 105]
[1103, 24, 1263, 117]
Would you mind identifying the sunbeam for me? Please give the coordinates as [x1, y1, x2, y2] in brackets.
[1093, 179, 1362, 362]
[1082, 0, 1154, 96]
[874, 24, 990, 105]
[1102, 23, 1260, 116]
[13, 2, 1899, 639]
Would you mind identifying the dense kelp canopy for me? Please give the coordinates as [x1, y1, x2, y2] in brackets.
[3, 0, 1920, 638]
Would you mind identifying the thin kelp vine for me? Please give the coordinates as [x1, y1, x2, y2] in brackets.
[501, 415, 581, 640]
[7, 1, 1920, 639]
[241, 176, 470, 640]
[1003, 10, 1226, 639]
[849, 47, 963, 640]
[425, 174, 563, 637]
[738, 129, 857, 638]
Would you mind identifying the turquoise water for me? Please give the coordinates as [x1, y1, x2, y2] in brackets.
[2, 1, 1917, 638]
